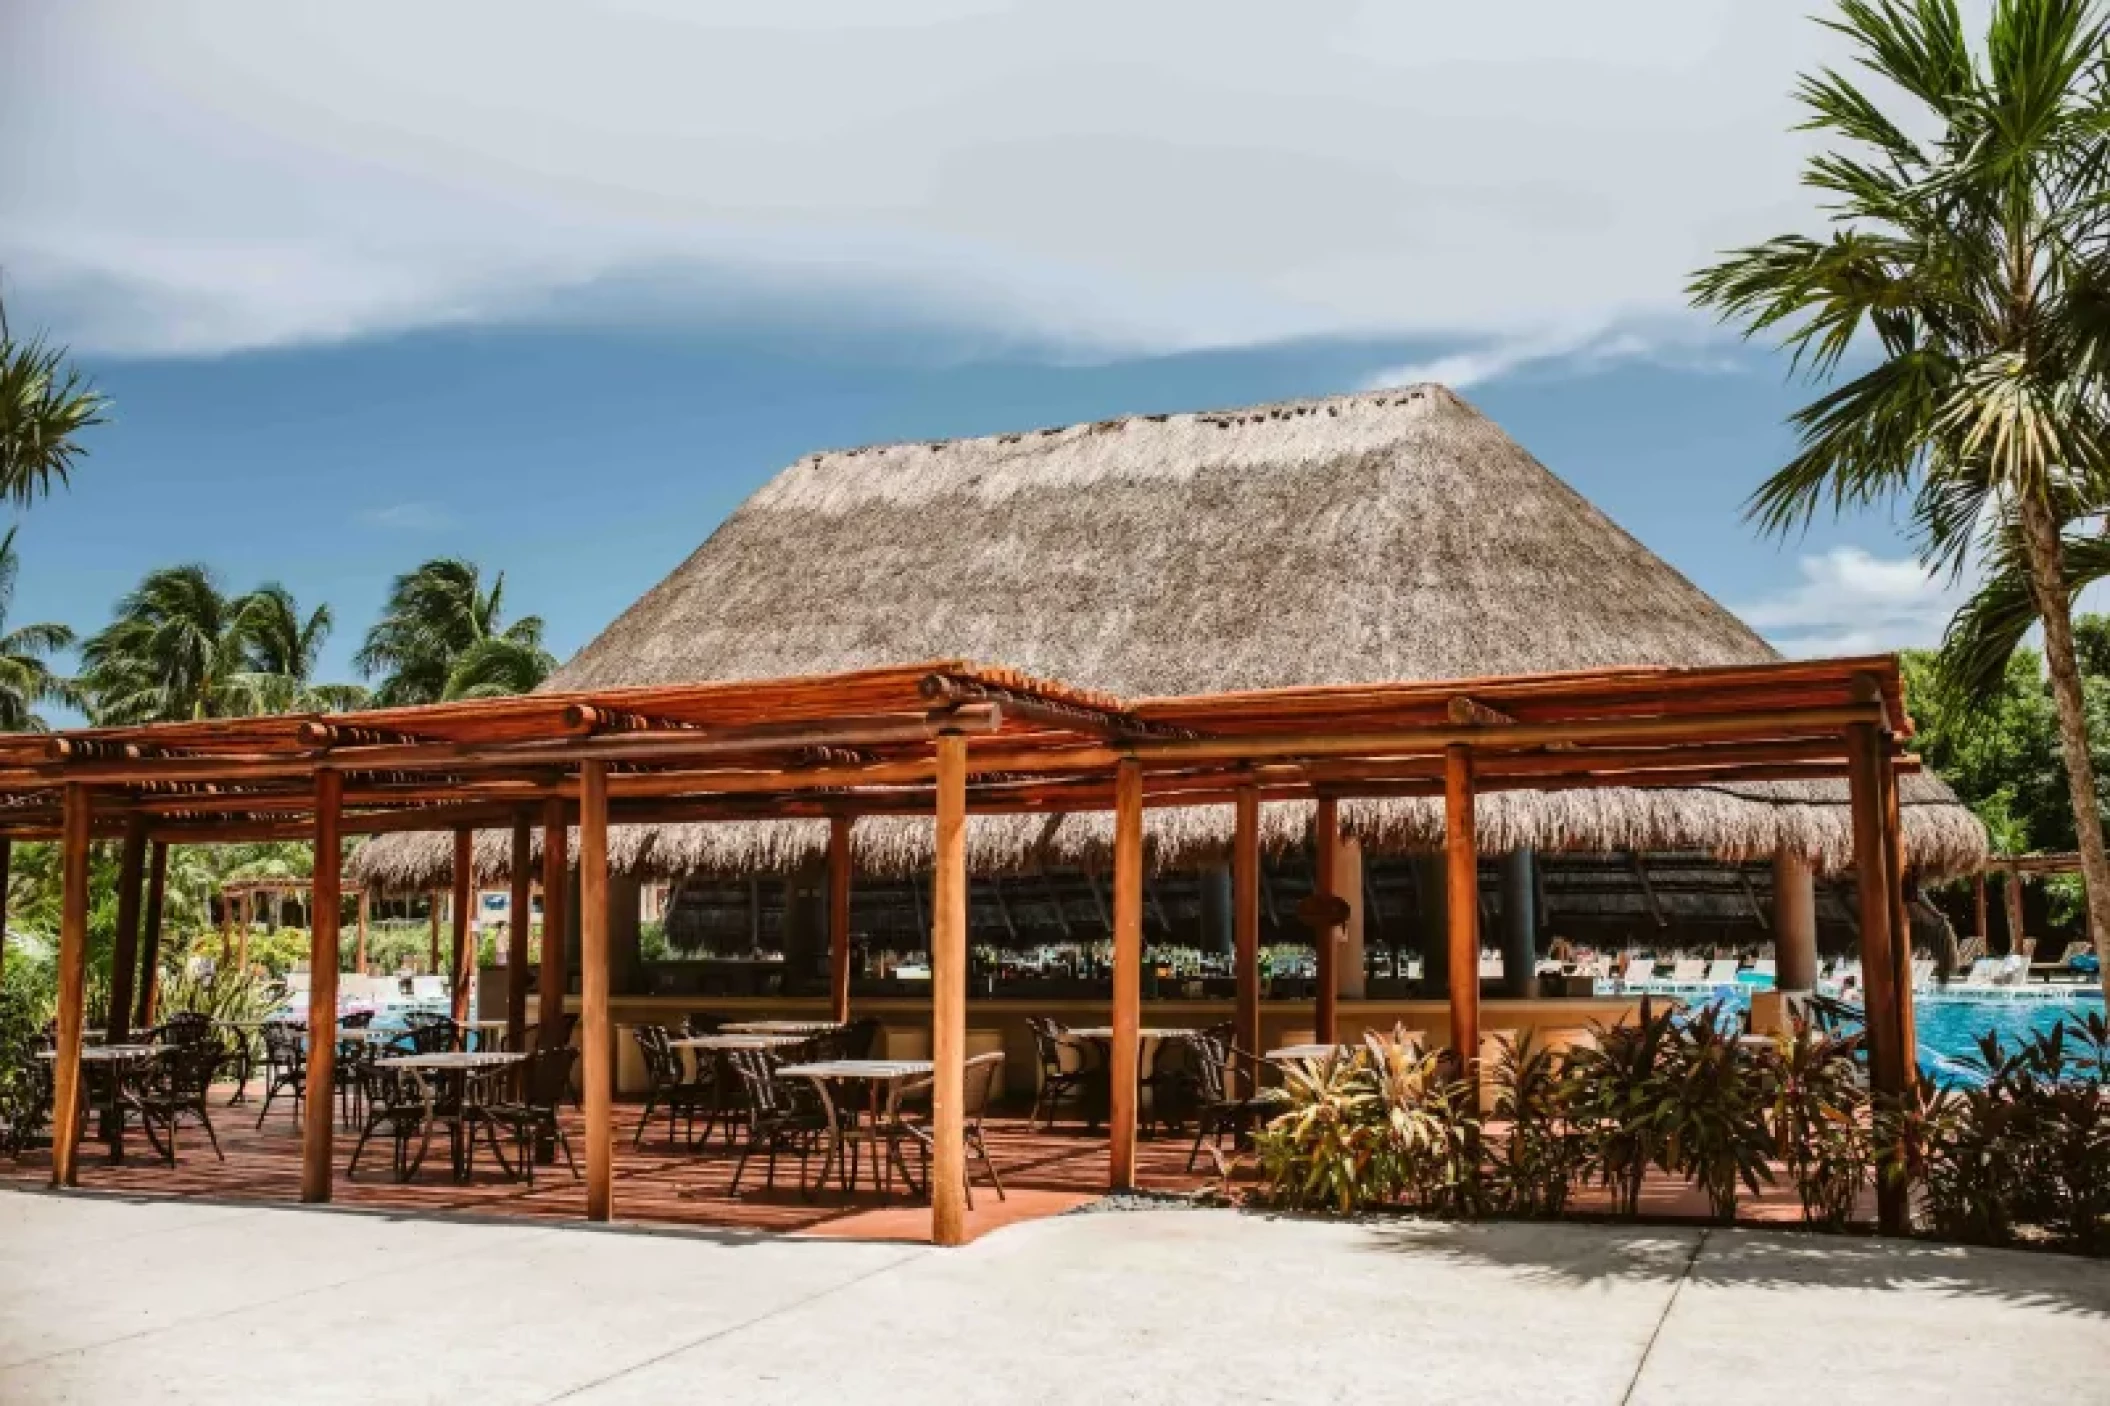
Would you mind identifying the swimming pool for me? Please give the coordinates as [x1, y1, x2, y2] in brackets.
[1911, 991, 2105, 1082]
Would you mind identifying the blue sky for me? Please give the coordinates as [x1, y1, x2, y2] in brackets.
[0, 1, 1986, 706]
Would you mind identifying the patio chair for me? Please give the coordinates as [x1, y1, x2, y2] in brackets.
[632, 1025, 715, 1148]
[1026, 1016, 1093, 1130]
[122, 1037, 227, 1165]
[477, 1046, 580, 1186]
[1184, 1034, 1267, 1172]
[400, 1011, 466, 1054]
[143, 1011, 215, 1047]
[333, 1032, 376, 1130]
[842, 1017, 884, 1061]
[347, 1062, 438, 1182]
[888, 1052, 1007, 1209]
[254, 1020, 307, 1129]
[727, 1050, 829, 1199]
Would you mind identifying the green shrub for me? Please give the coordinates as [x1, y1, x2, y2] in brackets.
[1487, 1032, 1580, 1218]
[1659, 1005, 1776, 1223]
[1762, 1018, 1868, 1230]
[1254, 1049, 1401, 1214]
[1567, 999, 1679, 1217]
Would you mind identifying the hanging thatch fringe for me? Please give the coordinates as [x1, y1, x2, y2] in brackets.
[347, 768, 1985, 894]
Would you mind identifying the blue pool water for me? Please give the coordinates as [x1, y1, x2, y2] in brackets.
[1912, 993, 2105, 1083]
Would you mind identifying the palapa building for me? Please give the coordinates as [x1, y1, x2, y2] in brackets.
[352, 385, 1987, 997]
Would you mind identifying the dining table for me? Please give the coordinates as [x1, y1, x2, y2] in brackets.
[1063, 1027, 1196, 1128]
[719, 1021, 844, 1037]
[775, 1058, 934, 1199]
[371, 1051, 526, 1181]
[1267, 1043, 1353, 1063]
[38, 1043, 163, 1162]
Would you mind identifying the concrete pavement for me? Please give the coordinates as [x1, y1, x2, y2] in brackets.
[3, 1191, 2103, 1404]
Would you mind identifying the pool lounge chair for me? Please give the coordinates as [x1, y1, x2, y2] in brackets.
[1702, 959, 1741, 987]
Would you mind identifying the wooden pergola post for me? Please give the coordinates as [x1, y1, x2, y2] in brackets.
[428, 889, 441, 974]
[828, 814, 854, 1025]
[1973, 872, 1990, 943]
[0, 836, 11, 982]
[2005, 868, 2026, 954]
[507, 813, 533, 1050]
[355, 888, 370, 974]
[1312, 796, 1339, 1045]
[106, 817, 148, 1046]
[930, 736, 969, 1244]
[1879, 745, 1917, 1078]
[450, 829, 474, 1025]
[137, 841, 168, 1029]
[1847, 721, 1908, 1235]
[50, 783, 92, 1188]
[1232, 785, 1261, 1097]
[238, 891, 253, 974]
[1444, 745, 1481, 1095]
[579, 762, 613, 1221]
[1108, 758, 1144, 1192]
[302, 769, 344, 1203]
[537, 796, 569, 1049]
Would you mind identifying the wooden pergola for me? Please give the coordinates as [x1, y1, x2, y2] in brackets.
[9, 655, 1926, 1241]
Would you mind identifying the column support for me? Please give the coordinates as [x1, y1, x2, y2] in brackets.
[107, 818, 148, 1046]
[1772, 852, 1819, 994]
[538, 797, 570, 1048]
[50, 783, 92, 1189]
[450, 829, 474, 1024]
[301, 770, 343, 1203]
[828, 815, 854, 1025]
[1848, 722, 1908, 1235]
[2005, 871, 2027, 955]
[507, 813, 533, 1050]
[0, 837, 12, 983]
[137, 842, 168, 1029]
[1312, 796, 1340, 1045]
[355, 888, 370, 975]
[930, 736, 969, 1244]
[579, 762, 613, 1221]
[1879, 743, 1917, 1083]
[1444, 746, 1481, 1097]
[1109, 757, 1144, 1192]
[1497, 849, 1537, 999]
[1232, 785, 1261, 1097]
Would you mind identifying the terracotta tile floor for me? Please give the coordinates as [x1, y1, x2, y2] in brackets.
[1, 1086, 1870, 1243]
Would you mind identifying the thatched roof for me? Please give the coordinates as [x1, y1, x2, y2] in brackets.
[351, 385, 1987, 890]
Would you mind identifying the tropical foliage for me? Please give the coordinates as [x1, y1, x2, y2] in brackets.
[0, 526, 76, 730]
[1691, 0, 2110, 998]
[77, 566, 364, 723]
[355, 557, 554, 704]
[0, 293, 104, 508]
[1252, 1008, 2110, 1251]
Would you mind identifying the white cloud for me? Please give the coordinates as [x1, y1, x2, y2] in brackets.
[1362, 321, 1748, 390]
[0, 0, 1895, 359]
[357, 502, 454, 532]
[1735, 547, 1974, 658]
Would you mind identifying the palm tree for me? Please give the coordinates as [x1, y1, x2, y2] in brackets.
[0, 526, 76, 730]
[80, 569, 361, 721]
[79, 565, 249, 723]
[1690, 0, 2110, 1000]
[0, 293, 105, 506]
[356, 558, 552, 704]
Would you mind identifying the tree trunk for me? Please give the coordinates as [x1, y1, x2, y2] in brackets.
[2017, 491, 2110, 1004]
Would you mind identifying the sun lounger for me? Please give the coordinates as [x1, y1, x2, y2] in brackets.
[1702, 959, 1741, 987]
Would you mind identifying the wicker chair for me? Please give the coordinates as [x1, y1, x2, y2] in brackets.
[632, 1025, 714, 1148]
[122, 1037, 227, 1164]
[347, 1062, 437, 1182]
[477, 1046, 580, 1185]
[143, 1011, 215, 1047]
[400, 1012, 465, 1054]
[889, 1052, 1007, 1208]
[727, 1050, 828, 1198]
[1026, 1017, 1093, 1129]
[254, 1020, 307, 1129]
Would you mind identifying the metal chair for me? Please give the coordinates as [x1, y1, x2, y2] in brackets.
[478, 1046, 580, 1186]
[1026, 1017, 1093, 1129]
[889, 1052, 1007, 1208]
[347, 1062, 437, 1182]
[122, 1038, 227, 1164]
[254, 1021, 307, 1129]
[727, 1050, 828, 1198]
[632, 1025, 715, 1147]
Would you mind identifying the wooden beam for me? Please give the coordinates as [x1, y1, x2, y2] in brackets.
[1848, 722, 1908, 1236]
[1445, 745, 1481, 1099]
[106, 817, 148, 1046]
[301, 769, 343, 1203]
[1313, 796, 1340, 1045]
[1109, 758, 1144, 1191]
[1233, 786, 1261, 1098]
[828, 815, 853, 1025]
[508, 813, 533, 1051]
[537, 796, 570, 1048]
[450, 830, 474, 1025]
[50, 783, 91, 1188]
[137, 841, 168, 1028]
[580, 760, 612, 1221]
[931, 735, 969, 1246]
